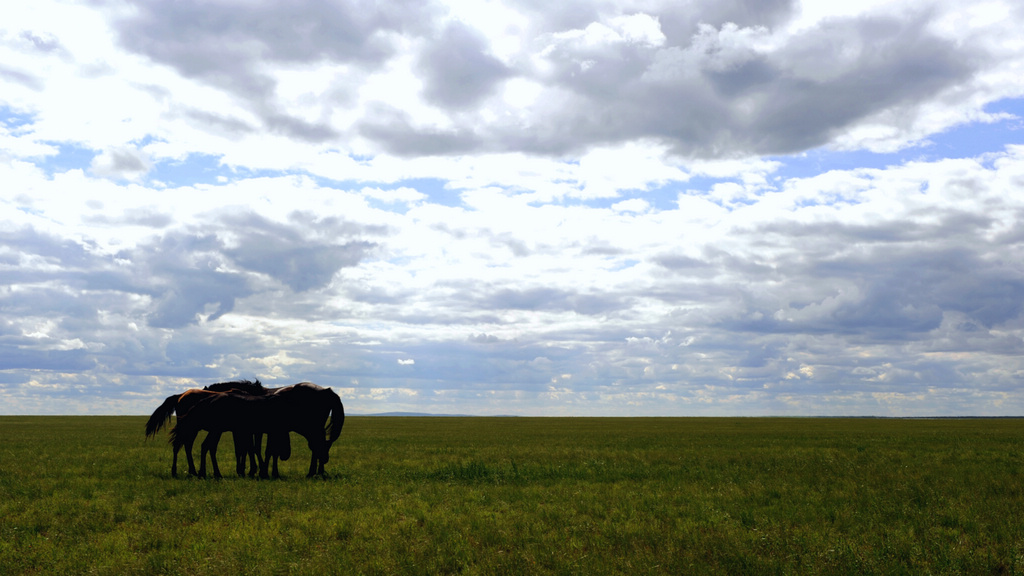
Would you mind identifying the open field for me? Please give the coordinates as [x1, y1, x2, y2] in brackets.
[1, 416, 1023, 575]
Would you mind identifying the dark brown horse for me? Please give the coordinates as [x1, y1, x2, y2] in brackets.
[168, 391, 281, 478]
[145, 388, 255, 477]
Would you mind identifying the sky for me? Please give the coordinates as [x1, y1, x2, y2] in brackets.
[1, 0, 1024, 416]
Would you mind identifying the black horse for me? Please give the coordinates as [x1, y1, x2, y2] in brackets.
[262, 382, 345, 478]
[165, 382, 345, 478]
[204, 380, 292, 478]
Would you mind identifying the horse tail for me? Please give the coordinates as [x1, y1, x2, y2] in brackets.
[145, 393, 181, 438]
[325, 389, 345, 444]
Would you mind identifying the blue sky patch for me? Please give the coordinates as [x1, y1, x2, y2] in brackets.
[772, 98, 1024, 182]
[389, 178, 463, 208]
[0, 106, 35, 131]
[147, 153, 233, 187]
[38, 142, 98, 176]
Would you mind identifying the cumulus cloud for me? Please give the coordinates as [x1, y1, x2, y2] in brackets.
[419, 22, 512, 109]
[1, 0, 1024, 415]
[78, 0, 1009, 159]
[220, 212, 378, 292]
[109, 0, 433, 143]
[90, 147, 152, 180]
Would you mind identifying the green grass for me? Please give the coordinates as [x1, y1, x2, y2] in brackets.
[2, 416, 1024, 575]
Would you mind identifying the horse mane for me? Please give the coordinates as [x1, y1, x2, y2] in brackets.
[203, 379, 266, 395]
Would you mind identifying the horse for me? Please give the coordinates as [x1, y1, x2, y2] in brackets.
[203, 380, 292, 478]
[168, 391, 284, 479]
[145, 380, 264, 477]
[153, 381, 345, 478]
[255, 382, 345, 477]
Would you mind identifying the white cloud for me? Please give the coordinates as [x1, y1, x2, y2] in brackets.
[1, 0, 1023, 416]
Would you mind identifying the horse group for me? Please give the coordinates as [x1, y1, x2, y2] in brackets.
[145, 380, 345, 479]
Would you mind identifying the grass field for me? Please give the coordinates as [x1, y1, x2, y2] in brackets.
[1, 416, 1023, 575]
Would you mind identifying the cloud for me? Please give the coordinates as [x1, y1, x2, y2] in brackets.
[356, 105, 482, 156]
[481, 286, 632, 315]
[88, 0, 1005, 160]
[502, 13, 976, 157]
[0, 206, 380, 333]
[353, 3, 993, 158]
[0, 66, 43, 91]
[2, 0, 1024, 416]
[112, 0, 400, 84]
[108, 0, 435, 144]
[125, 213, 380, 327]
[83, 207, 173, 228]
[419, 22, 512, 109]
[220, 212, 378, 292]
[90, 147, 152, 180]
[119, 231, 252, 328]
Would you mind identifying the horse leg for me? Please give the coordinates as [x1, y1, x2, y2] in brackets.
[185, 433, 199, 477]
[262, 443, 276, 479]
[209, 432, 224, 479]
[305, 438, 318, 477]
[249, 431, 266, 478]
[260, 438, 271, 479]
[200, 431, 221, 478]
[170, 428, 184, 477]
[211, 444, 222, 479]
[316, 450, 326, 477]
[231, 432, 246, 477]
[306, 437, 329, 478]
[272, 439, 283, 479]
[249, 432, 262, 478]
[198, 434, 209, 478]
[171, 439, 180, 477]
[231, 431, 255, 477]
[314, 438, 329, 477]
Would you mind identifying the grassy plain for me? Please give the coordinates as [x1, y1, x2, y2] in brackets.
[1, 416, 1023, 575]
